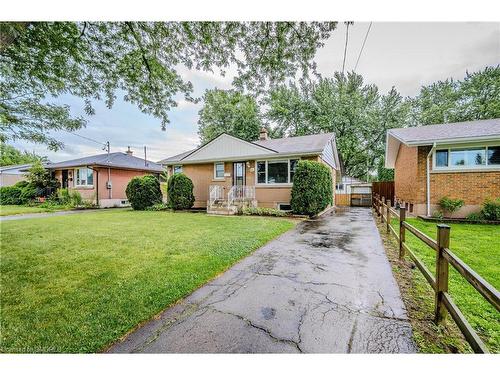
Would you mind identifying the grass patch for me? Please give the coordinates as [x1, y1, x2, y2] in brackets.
[0, 204, 71, 216]
[0, 210, 295, 353]
[389, 217, 500, 352]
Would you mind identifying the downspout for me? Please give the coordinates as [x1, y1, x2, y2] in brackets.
[426, 143, 436, 217]
[87, 166, 99, 207]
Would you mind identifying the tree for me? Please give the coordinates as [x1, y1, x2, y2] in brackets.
[0, 143, 48, 166]
[410, 65, 500, 125]
[0, 21, 337, 149]
[266, 72, 409, 179]
[198, 89, 263, 144]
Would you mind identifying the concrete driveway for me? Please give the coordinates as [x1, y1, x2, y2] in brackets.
[108, 207, 416, 353]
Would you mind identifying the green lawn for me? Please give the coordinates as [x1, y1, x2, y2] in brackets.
[0, 210, 295, 353]
[0, 204, 70, 216]
[391, 218, 500, 352]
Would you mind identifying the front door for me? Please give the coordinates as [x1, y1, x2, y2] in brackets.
[62, 169, 69, 188]
[233, 162, 246, 198]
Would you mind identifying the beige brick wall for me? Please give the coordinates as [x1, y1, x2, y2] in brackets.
[172, 155, 336, 209]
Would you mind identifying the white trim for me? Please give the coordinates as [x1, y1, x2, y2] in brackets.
[73, 167, 94, 188]
[182, 133, 277, 162]
[165, 152, 320, 166]
[432, 143, 500, 171]
[213, 162, 225, 180]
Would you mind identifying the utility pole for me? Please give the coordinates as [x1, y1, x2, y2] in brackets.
[144, 146, 147, 166]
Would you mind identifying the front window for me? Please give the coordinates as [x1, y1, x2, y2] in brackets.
[267, 160, 288, 183]
[257, 161, 266, 184]
[75, 167, 93, 186]
[214, 162, 225, 179]
[435, 145, 499, 169]
[435, 150, 448, 167]
[173, 165, 183, 174]
[488, 146, 500, 165]
[289, 159, 299, 182]
[256, 159, 299, 184]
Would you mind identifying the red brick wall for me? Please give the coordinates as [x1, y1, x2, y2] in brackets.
[394, 144, 500, 216]
[394, 143, 423, 203]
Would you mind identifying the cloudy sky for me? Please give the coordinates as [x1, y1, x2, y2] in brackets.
[10, 22, 500, 162]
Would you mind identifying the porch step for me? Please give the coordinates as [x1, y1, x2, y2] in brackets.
[207, 206, 238, 215]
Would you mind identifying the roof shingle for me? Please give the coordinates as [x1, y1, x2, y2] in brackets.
[46, 152, 164, 172]
[388, 118, 500, 144]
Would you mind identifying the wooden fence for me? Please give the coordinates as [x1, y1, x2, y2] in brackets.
[335, 193, 351, 206]
[373, 193, 500, 353]
[372, 181, 395, 206]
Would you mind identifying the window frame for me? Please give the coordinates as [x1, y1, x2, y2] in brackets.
[74, 167, 94, 187]
[433, 143, 500, 171]
[255, 158, 300, 185]
[213, 162, 225, 180]
[173, 165, 183, 174]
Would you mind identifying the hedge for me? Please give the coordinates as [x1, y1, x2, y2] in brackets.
[0, 181, 38, 205]
[125, 175, 163, 210]
[290, 160, 333, 217]
[167, 173, 195, 210]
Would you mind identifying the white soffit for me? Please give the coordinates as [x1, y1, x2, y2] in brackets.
[182, 134, 276, 162]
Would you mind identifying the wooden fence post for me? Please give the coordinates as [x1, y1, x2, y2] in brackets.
[435, 224, 451, 325]
[381, 196, 385, 222]
[386, 199, 391, 233]
[399, 207, 406, 259]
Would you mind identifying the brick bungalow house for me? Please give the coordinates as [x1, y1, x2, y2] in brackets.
[45, 148, 163, 208]
[159, 129, 340, 214]
[385, 118, 500, 217]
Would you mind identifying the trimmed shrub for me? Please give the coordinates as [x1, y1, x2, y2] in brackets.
[438, 196, 464, 217]
[125, 175, 163, 210]
[241, 206, 287, 217]
[481, 198, 500, 221]
[167, 173, 195, 210]
[0, 186, 23, 205]
[19, 184, 38, 203]
[290, 160, 333, 217]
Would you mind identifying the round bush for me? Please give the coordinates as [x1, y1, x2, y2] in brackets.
[167, 173, 195, 210]
[125, 175, 163, 210]
[290, 160, 333, 217]
[0, 186, 23, 205]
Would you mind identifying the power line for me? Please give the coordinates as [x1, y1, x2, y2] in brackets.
[354, 22, 373, 72]
[341, 21, 353, 75]
[62, 129, 105, 147]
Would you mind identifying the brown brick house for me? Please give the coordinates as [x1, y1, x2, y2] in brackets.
[45, 149, 163, 208]
[385, 119, 500, 217]
[159, 130, 341, 214]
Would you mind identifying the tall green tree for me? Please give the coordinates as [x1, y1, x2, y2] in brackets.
[410, 65, 500, 125]
[198, 89, 263, 144]
[0, 143, 48, 166]
[0, 21, 336, 149]
[266, 72, 409, 179]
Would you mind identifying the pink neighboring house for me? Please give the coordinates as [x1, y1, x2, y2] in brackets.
[45, 148, 164, 208]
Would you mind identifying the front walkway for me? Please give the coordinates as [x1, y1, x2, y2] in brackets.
[108, 207, 416, 353]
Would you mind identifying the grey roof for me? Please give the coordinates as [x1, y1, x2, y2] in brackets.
[253, 132, 335, 153]
[159, 132, 336, 163]
[388, 118, 500, 145]
[0, 163, 33, 172]
[46, 152, 164, 172]
[158, 149, 196, 164]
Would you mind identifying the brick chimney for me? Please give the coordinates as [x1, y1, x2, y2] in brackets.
[259, 128, 269, 141]
[126, 146, 133, 156]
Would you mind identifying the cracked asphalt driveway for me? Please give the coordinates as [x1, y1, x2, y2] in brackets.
[108, 207, 416, 353]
